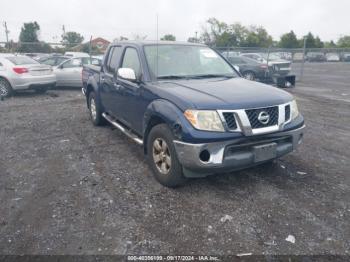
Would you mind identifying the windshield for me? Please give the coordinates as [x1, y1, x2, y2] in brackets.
[144, 45, 237, 79]
[6, 56, 38, 65]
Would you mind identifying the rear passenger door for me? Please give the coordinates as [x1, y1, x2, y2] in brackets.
[99, 46, 122, 117]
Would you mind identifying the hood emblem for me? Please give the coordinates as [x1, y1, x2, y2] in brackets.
[258, 111, 270, 125]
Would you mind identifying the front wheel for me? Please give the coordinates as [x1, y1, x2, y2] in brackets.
[147, 124, 187, 187]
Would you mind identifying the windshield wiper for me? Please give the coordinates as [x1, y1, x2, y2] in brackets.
[157, 75, 189, 80]
[187, 74, 235, 79]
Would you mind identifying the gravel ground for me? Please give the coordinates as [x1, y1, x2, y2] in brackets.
[0, 63, 349, 256]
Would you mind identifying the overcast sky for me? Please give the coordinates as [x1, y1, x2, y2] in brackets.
[1, 0, 349, 43]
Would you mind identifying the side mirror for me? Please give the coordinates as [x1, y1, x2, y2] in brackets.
[117, 68, 136, 82]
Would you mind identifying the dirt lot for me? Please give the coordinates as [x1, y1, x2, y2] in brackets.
[0, 62, 349, 256]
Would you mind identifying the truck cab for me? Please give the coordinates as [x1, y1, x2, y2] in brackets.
[82, 41, 305, 187]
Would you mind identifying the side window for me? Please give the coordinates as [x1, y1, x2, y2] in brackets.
[121, 48, 141, 77]
[62, 58, 82, 69]
[108, 46, 121, 73]
[82, 57, 91, 65]
[42, 58, 56, 66]
[56, 57, 68, 65]
[91, 58, 101, 66]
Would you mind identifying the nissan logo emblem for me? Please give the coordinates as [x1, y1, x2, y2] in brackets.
[258, 111, 270, 125]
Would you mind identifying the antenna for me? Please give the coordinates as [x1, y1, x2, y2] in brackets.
[156, 13, 159, 80]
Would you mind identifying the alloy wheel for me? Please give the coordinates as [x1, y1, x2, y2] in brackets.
[90, 98, 97, 120]
[152, 138, 171, 175]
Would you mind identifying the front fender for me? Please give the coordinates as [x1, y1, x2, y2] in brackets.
[143, 99, 186, 139]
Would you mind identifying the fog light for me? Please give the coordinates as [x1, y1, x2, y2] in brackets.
[199, 150, 211, 163]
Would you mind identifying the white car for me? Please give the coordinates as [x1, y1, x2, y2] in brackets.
[326, 53, 340, 62]
[54, 57, 101, 87]
[0, 54, 56, 97]
[64, 52, 90, 58]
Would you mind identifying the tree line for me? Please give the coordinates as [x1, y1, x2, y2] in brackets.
[1, 19, 350, 54]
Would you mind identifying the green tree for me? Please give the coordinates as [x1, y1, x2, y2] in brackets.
[200, 18, 230, 46]
[62, 31, 84, 48]
[243, 26, 273, 47]
[19, 22, 40, 43]
[314, 36, 324, 48]
[17, 22, 52, 52]
[324, 40, 337, 48]
[279, 30, 300, 48]
[337, 35, 350, 48]
[161, 34, 176, 41]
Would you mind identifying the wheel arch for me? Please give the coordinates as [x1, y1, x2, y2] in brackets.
[143, 99, 184, 155]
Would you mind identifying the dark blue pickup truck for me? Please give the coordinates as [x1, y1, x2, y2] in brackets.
[82, 41, 305, 187]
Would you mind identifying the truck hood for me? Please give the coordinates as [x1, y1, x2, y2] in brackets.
[153, 77, 293, 111]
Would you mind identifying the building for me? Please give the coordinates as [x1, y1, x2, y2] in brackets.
[89, 37, 110, 51]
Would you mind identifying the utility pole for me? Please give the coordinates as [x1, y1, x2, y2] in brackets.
[300, 36, 307, 82]
[3, 22, 9, 49]
[195, 31, 198, 42]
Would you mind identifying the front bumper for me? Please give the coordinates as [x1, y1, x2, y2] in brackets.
[174, 125, 305, 177]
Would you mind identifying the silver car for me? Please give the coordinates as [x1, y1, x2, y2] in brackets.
[0, 54, 56, 97]
[54, 57, 101, 87]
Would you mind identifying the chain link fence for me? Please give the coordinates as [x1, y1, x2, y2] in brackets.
[1, 41, 350, 83]
[0, 41, 105, 56]
[215, 47, 350, 82]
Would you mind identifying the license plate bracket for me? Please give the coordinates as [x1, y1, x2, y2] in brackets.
[253, 143, 277, 162]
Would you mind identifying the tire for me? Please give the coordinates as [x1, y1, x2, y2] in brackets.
[35, 86, 48, 94]
[0, 78, 13, 98]
[147, 124, 187, 187]
[88, 92, 105, 126]
[242, 71, 256, 81]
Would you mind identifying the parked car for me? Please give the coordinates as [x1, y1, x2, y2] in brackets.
[220, 51, 240, 58]
[54, 56, 101, 87]
[39, 55, 70, 67]
[239, 52, 294, 86]
[340, 53, 350, 62]
[240, 53, 291, 77]
[271, 52, 292, 61]
[293, 52, 305, 62]
[306, 52, 326, 62]
[0, 54, 56, 97]
[82, 41, 305, 187]
[64, 52, 90, 58]
[326, 53, 340, 62]
[226, 55, 269, 81]
[24, 53, 50, 61]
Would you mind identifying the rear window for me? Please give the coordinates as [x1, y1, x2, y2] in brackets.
[6, 56, 38, 65]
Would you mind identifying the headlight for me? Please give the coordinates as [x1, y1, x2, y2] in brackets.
[184, 110, 224, 132]
[291, 100, 299, 120]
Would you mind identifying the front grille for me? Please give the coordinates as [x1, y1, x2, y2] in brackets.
[285, 105, 291, 121]
[223, 112, 237, 130]
[245, 106, 278, 129]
